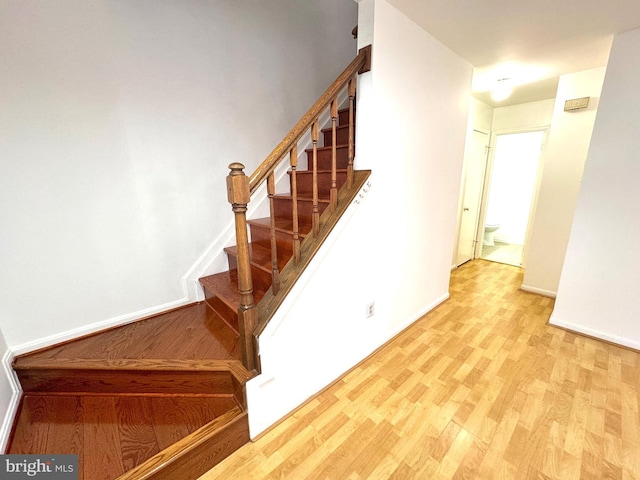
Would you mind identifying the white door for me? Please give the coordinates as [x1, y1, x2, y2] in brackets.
[455, 129, 489, 266]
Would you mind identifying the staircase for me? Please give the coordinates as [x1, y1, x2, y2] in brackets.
[5, 46, 371, 479]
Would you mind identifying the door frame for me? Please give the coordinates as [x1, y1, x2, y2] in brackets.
[474, 126, 550, 266]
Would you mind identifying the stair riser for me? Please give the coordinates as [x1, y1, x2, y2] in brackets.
[204, 294, 239, 333]
[226, 255, 273, 294]
[16, 369, 243, 397]
[322, 125, 352, 147]
[338, 108, 352, 126]
[272, 197, 329, 224]
[290, 170, 347, 197]
[249, 224, 306, 257]
[306, 145, 350, 170]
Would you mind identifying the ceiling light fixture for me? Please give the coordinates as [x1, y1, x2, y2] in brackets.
[492, 78, 513, 102]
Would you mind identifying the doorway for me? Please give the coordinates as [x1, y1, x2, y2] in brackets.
[478, 129, 546, 267]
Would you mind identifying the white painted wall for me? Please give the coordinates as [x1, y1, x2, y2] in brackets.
[247, 0, 472, 437]
[492, 99, 555, 132]
[470, 99, 494, 133]
[550, 28, 640, 349]
[522, 67, 606, 297]
[0, 0, 357, 352]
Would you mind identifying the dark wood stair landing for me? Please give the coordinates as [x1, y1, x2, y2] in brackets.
[14, 302, 240, 362]
[7, 302, 252, 480]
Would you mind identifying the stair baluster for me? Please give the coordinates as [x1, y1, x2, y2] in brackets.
[311, 120, 320, 236]
[347, 76, 356, 189]
[290, 145, 301, 263]
[267, 171, 281, 294]
[330, 98, 338, 211]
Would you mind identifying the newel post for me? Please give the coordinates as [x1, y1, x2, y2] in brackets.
[227, 163, 258, 372]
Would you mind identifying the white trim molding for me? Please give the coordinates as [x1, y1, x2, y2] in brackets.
[520, 284, 557, 298]
[0, 349, 22, 452]
[549, 314, 640, 351]
[11, 297, 191, 357]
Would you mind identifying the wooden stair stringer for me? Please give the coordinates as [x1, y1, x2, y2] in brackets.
[255, 169, 371, 337]
[116, 406, 249, 480]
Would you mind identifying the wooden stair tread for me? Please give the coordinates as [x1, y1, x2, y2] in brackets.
[290, 168, 348, 174]
[272, 194, 331, 202]
[13, 358, 252, 383]
[305, 144, 348, 153]
[13, 302, 240, 363]
[199, 269, 268, 307]
[224, 243, 289, 273]
[248, 216, 313, 234]
[320, 123, 350, 134]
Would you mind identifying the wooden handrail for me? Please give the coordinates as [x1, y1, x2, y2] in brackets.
[248, 45, 371, 194]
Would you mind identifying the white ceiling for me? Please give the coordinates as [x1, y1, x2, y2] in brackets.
[387, 0, 640, 106]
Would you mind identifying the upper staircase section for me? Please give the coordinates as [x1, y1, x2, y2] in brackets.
[200, 44, 372, 373]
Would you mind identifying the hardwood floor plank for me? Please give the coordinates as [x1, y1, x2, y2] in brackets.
[175, 397, 227, 433]
[13, 303, 240, 365]
[452, 436, 489, 480]
[82, 396, 125, 480]
[307, 418, 377, 479]
[150, 397, 192, 450]
[7, 396, 50, 454]
[46, 396, 83, 470]
[115, 397, 160, 472]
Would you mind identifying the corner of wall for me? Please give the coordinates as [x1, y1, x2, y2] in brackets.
[0, 348, 22, 452]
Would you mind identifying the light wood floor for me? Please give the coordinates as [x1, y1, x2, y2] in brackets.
[199, 260, 640, 479]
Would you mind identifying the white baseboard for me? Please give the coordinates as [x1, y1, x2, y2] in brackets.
[520, 284, 557, 298]
[0, 349, 22, 452]
[11, 297, 192, 357]
[391, 292, 451, 338]
[549, 315, 640, 351]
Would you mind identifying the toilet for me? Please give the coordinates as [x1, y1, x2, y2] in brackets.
[483, 223, 500, 246]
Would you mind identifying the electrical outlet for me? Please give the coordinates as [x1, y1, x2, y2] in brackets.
[366, 301, 375, 318]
